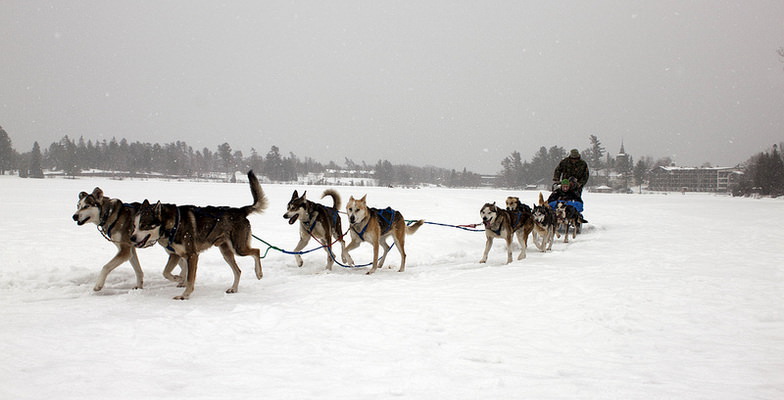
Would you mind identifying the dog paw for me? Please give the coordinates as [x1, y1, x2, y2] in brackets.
[173, 295, 187, 300]
[93, 285, 103, 292]
[479, 259, 487, 263]
[225, 288, 237, 294]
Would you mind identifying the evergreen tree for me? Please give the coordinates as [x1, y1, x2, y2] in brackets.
[768, 144, 784, 196]
[29, 142, 44, 178]
[375, 159, 394, 186]
[583, 135, 605, 170]
[500, 151, 524, 188]
[0, 126, 16, 174]
[633, 158, 650, 188]
[265, 145, 284, 181]
[248, 148, 263, 175]
[217, 142, 233, 179]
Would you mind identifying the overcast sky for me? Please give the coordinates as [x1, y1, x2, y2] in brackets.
[2, 1, 783, 174]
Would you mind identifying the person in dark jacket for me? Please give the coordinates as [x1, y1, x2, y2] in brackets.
[553, 149, 589, 194]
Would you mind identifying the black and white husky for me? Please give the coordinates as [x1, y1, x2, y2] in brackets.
[283, 189, 349, 270]
[479, 202, 532, 264]
[554, 201, 587, 243]
[131, 170, 267, 300]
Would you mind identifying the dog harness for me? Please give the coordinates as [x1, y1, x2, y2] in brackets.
[304, 208, 341, 234]
[96, 202, 117, 240]
[161, 207, 181, 253]
[352, 207, 396, 240]
[97, 202, 136, 242]
[486, 219, 503, 236]
[509, 210, 525, 229]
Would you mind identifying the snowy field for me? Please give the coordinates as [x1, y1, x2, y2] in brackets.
[1, 175, 783, 400]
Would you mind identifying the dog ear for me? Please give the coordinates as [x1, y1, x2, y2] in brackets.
[79, 191, 88, 200]
[301, 190, 307, 200]
[91, 187, 103, 200]
[153, 201, 162, 217]
[142, 199, 150, 207]
[291, 190, 299, 200]
[359, 194, 366, 202]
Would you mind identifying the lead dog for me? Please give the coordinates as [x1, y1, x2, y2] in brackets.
[284, 189, 349, 270]
[131, 170, 268, 300]
[532, 193, 557, 251]
[344, 195, 424, 274]
[73, 188, 149, 291]
[479, 202, 533, 264]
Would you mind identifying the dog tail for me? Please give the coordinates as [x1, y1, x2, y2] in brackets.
[406, 219, 425, 235]
[243, 170, 268, 215]
[321, 189, 341, 210]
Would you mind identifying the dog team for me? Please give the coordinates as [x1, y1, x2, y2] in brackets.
[72, 170, 583, 299]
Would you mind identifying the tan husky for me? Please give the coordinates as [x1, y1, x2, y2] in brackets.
[344, 195, 424, 274]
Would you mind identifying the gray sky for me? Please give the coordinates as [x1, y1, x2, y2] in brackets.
[2, 1, 783, 174]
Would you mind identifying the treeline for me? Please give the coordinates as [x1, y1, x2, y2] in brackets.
[732, 144, 784, 197]
[0, 127, 481, 187]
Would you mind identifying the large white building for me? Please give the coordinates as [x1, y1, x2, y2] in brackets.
[648, 166, 742, 192]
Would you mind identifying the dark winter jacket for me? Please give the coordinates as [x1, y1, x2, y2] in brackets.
[553, 157, 589, 188]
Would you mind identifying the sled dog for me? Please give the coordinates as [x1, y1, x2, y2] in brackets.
[479, 202, 532, 264]
[73, 188, 152, 291]
[131, 170, 268, 300]
[284, 189, 349, 270]
[505, 196, 532, 214]
[532, 193, 557, 251]
[344, 195, 424, 274]
[554, 201, 586, 243]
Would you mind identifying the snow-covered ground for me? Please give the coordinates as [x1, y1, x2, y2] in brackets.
[1, 175, 782, 399]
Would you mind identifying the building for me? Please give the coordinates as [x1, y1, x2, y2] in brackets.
[648, 166, 742, 192]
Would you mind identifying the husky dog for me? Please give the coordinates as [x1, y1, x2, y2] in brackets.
[554, 202, 587, 243]
[344, 195, 425, 274]
[505, 196, 532, 214]
[479, 202, 532, 264]
[532, 193, 557, 251]
[131, 171, 268, 300]
[73, 188, 150, 291]
[283, 189, 349, 270]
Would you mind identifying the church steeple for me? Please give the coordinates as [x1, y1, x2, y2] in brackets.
[619, 140, 626, 156]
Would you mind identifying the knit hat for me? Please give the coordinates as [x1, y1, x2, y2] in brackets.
[561, 179, 570, 186]
[569, 149, 580, 158]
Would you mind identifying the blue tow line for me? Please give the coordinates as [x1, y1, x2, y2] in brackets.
[253, 219, 483, 268]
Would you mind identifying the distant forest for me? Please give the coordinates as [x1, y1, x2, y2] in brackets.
[1, 126, 782, 196]
[0, 127, 481, 187]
